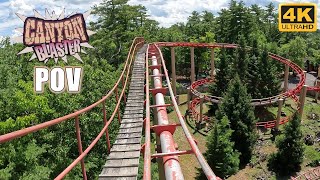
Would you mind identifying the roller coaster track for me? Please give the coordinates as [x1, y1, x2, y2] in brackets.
[156, 42, 319, 129]
[0, 38, 319, 180]
[292, 166, 320, 180]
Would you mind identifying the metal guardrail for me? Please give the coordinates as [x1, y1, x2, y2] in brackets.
[0, 37, 145, 179]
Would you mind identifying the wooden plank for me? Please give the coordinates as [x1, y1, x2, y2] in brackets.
[126, 99, 144, 103]
[129, 89, 144, 93]
[100, 166, 138, 177]
[107, 151, 140, 159]
[120, 121, 143, 125]
[120, 123, 142, 129]
[127, 93, 144, 96]
[121, 117, 143, 121]
[125, 107, 144, 111]
[117, 133, 142, 139]
[104, 158, 139, 167]
[99, 177, 136, 180]
[114, 138, 141, 145]
[123, 109, 144, 114]
[118, 127, 142, 134]
[111, 144, 141, 152]
[122, 114, 143, 119]
[126, 98, 144, 102]
[129, 84, 144, 87]
[126, 103, 143, 107]
[129, 87, 144, 90]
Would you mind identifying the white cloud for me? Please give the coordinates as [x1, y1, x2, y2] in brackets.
[128, 0, 320, 28]
[0, 0, 320, 37]
[0, 0, 102, 36]
[128, 0, 228, 27]
[10, 0, 35, 14]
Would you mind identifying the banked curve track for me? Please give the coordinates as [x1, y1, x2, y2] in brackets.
[155, 42, 319, 130]
[0, 39, 319, 180]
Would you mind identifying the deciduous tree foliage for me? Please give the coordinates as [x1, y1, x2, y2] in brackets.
[280, 36, 307, 68]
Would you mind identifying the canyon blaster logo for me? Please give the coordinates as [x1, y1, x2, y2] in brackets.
[14, 9, 95, 93]
[15, 9, 95, 63]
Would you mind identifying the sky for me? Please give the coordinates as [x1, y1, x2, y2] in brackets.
[0, 0, 319, 41]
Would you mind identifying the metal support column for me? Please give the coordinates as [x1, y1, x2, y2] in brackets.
[299, 85, 308, 120]
[210, 48, 215, 79]
[275, 99, 284, 130]
[191, 47, 195, 83]
[284, 64, 289, 92]
[199, 96, 204, 123]
[171, 47, 178, 104]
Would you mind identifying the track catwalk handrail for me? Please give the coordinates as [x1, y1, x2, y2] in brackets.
[154, 43, 218, 180]
[143, 44, 151, 180]
[0, 37, 145, 179]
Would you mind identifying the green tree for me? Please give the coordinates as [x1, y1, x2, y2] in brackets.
[280, 36, 307, 68]
[268, 113, 305, 175]
[92, 0, 159, 66]
[259, 47, 281, 98]
[216, 75, 257, 165]
[264, 3, 281, 43]
[233, 35, 249, 82]
[211, 49, 230, 95]
[216, 0, 255, 43]
[209, 48, 230, 115]
[247, 39, 261, 98]
[205, 116, 240, 178]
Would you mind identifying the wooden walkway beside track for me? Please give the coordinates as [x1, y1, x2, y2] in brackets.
[99, 45, 147, 180]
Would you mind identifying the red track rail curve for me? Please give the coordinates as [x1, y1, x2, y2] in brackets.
[156, 42, 320, 129]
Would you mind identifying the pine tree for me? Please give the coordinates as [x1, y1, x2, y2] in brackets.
[216, 75, 258, 165]
[233, 35, 249, 82]
[205, 116, 240, 178]
[210, 48, 230, 95]
[259, 46, 281, 98]
[268, 113, 304, 175]
[209, 48, 230, 115]
[247, 39, 262, 98]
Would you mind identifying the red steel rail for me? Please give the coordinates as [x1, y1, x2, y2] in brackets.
[148, 44, 185, 179]
[292, 166, 320, 180]
[0, 37, 145, 179]
[143, 43, 220, 180]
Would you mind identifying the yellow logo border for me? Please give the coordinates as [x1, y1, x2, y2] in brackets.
[278, 3, 317, 32]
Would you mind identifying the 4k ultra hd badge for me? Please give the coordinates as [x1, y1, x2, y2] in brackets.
[279, 3, 317, 32]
